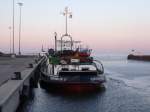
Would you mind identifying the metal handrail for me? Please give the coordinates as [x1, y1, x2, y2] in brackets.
[93, 60, 104, 74]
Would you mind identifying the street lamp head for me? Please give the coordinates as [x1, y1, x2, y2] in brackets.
[18, 2, 23, 6]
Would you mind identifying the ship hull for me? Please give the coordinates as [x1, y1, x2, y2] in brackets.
[40, 80, 105, 93]
[128, 54, 150, 61]
[39, 72, 106, 93]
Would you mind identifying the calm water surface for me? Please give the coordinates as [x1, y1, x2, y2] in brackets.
[18, 55, 150, 112]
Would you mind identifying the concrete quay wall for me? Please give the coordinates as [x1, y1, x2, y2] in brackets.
[0, 56, 46, 112]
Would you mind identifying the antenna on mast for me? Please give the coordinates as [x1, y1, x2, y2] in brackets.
[61, 7, 72, 36]
[60, 7, 73, 52]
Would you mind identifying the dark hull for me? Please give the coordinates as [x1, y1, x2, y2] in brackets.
[128, 54, 150, 61]
[40, 79, 105, 93]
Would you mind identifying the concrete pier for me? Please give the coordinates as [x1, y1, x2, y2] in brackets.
[0, 56, 35, 86]
[0, 56, 46, 112]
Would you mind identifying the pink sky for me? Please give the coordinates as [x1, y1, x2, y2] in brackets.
[0, 0, 150, 54]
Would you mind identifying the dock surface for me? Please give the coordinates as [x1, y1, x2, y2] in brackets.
[0, 56, 35, 86]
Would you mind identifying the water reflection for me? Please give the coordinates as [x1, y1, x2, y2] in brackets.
[17, 78, 150, 112]
[17, 87, 106, 112]
[17, 56, 150, 112]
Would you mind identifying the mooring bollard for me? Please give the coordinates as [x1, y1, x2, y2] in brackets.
[29, 63, 33, 68]
[12, 72, 22, 80]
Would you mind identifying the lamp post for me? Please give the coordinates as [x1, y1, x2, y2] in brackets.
[12, 0, 15, 56]
[9, 26, 12, 54]
[54, 32, 57, 52]
[17, 2, 23, 55]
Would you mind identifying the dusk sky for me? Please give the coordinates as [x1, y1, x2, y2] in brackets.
[0, 0, 150, 54]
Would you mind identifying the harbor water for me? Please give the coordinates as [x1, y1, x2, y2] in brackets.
[17, 55, 150, 112]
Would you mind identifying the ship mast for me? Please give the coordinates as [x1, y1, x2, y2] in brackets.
[60, 7, 73, 52]
[62, 7, 72, 36]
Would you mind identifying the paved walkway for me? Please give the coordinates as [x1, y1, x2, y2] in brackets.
[0, 56, 35, 86]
